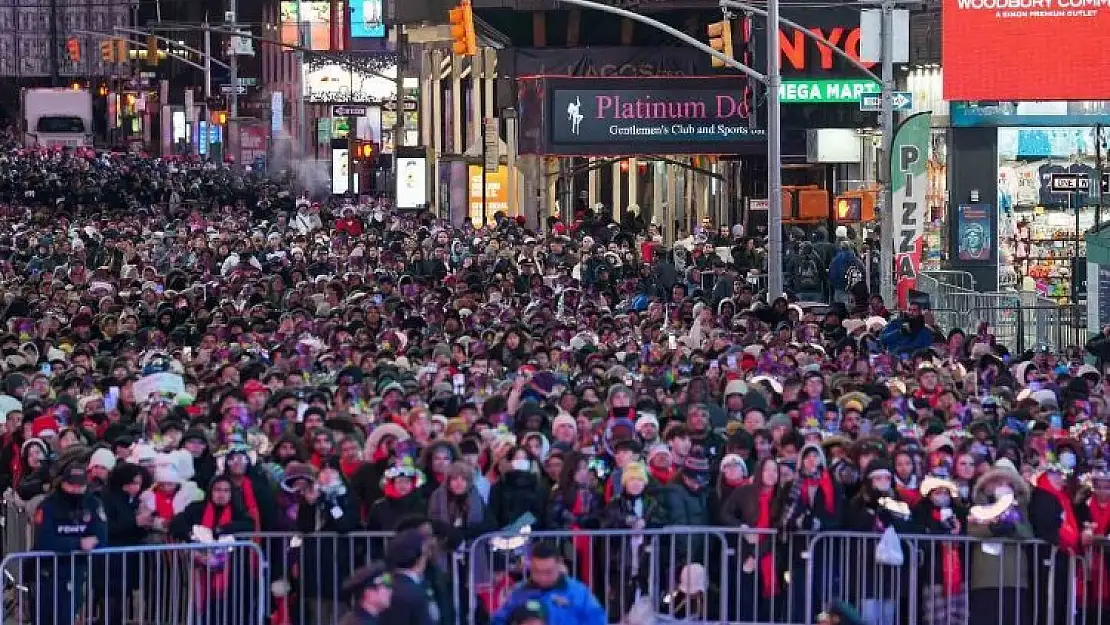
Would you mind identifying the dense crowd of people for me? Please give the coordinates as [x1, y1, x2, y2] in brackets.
[0, 146, 1106, 625]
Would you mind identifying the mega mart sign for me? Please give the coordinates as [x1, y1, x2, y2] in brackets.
[780, 79, 880, 104]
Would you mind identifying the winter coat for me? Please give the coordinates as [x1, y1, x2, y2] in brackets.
[491, 575, 607, 625]
[488, 471, 548, 529]
[366, 492, 427, 532]
[101, 488, 150, 547]
[965, 468, 1033, 591]
[546, 486, 602, 530]
[843, 489, 920, 599]
[297, 488, 360, 598]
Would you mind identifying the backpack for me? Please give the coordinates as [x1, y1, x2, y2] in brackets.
[797, 253, 824, 291]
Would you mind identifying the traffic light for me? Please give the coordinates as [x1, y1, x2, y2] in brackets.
[146, 35, 159, 66]
[100, 38, 128, 63]
[353, 141, 374, 160]
[707, 19, 734, 68]
[210, 110, 228, 125]
[449, 0, 477, 57]
[836, 196, 862, 220]
[66, 38, 80, 62]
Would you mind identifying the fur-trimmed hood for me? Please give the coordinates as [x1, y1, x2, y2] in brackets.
[972, 463, 1030, 506]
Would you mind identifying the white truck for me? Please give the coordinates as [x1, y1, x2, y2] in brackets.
[22, 87, 94, 148]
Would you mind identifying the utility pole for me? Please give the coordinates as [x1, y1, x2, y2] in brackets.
[394, 28, 407, 159]
[204, 19, 213, 158]
[879, 0, 896, 305]
[1097, 123, 1104, 230]
[766, 0, 783, 300]
[226, 3, 239, 165]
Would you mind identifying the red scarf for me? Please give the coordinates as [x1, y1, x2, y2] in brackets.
[571, 490, 593, 588]
[897, 485, 922, 508]
[1088, 497, 1110, 604]
[196, 503, 233, 599]
[754, 489, 780, 597]
[931, 509, 963, 595]
[232, 475, 261, 531]
[1038, 478, 1080, 554]
[649, 466, 676, 485]
[800, 471, 836, 515]
[154, 489, 176, 522]
[724, 476, 750, 489]
[340, 459, 362, 479]
[309, 453, 326, 470]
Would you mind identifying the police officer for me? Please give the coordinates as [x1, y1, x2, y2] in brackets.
[340, 564, 394, 625]
[32, 463, 108, 625]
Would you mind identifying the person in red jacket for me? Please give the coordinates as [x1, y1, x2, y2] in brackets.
[336, 207, 364, 237]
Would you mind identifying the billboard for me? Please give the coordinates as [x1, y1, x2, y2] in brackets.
[396, 156, 427, 209]
[350, 0, 385, 38]
[468, 165, 510, 227]
[545, 77, 764, 156]
[280, 1, 336, 51]
[943, 0, 1110, 100]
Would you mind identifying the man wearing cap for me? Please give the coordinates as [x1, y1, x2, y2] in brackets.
[33, 463, 108, 625]
[340, 564, 394, 625]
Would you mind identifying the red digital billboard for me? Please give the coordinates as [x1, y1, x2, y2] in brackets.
[943, 0, 1110, 100]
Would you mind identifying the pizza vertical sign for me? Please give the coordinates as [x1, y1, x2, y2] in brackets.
[891, 112, 930, 309]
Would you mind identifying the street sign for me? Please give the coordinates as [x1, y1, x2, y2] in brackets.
[890, 92, 913, 110]
[860, 94, 882, 111]
[1050, 172, 1091, 193]
[332, 105, 368, 117]
[780, 79, 880, 104]
[219, 84, 247, 95]
[184, 88, 194, 124]
[483, 118, 499, 173]
[859, 91, 914, 112]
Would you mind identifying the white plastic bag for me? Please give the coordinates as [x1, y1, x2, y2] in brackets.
[875, 526, 904, 566]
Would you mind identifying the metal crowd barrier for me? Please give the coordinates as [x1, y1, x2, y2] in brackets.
[0, 509, 1092, 625]
[0, 540, 268, 625]
[464, 527, 733, 625]
[460, 528, 1074, 625]
[239, 531, 396, 625]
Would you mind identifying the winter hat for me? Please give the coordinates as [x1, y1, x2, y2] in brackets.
[552, 413, 577, 432]
[154, 462, 183, 485]
[621, 462, 649, 487]
[88, 448, 117, 471]
[799, 443, 827, 469]
[683, 450, 711, 481]
[724, 379, 748, 398]
[168, 449, 196, 481]
[31, 415, 59, 439]
[720, 454, 748, 477]
[20, 437, 48, 458]
[865, 458, 893, 481]
[635, 413, 659, 432]
[607, 384, 633, 404]
[280, 461, 317, 492]
[646, 444, 672, 464]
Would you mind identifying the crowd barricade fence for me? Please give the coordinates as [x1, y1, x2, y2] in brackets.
[921, 270, 978, 293]
[0, 512, 1094, 625]
[0, 540, 268, 625]
[235, 530, 396, 625]
[464, 527, 733, 625]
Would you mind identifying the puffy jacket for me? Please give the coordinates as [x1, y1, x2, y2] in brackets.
[491, 575, 606, 625]
[880, 317, 935, 355]
[489, 471, 548, 529]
